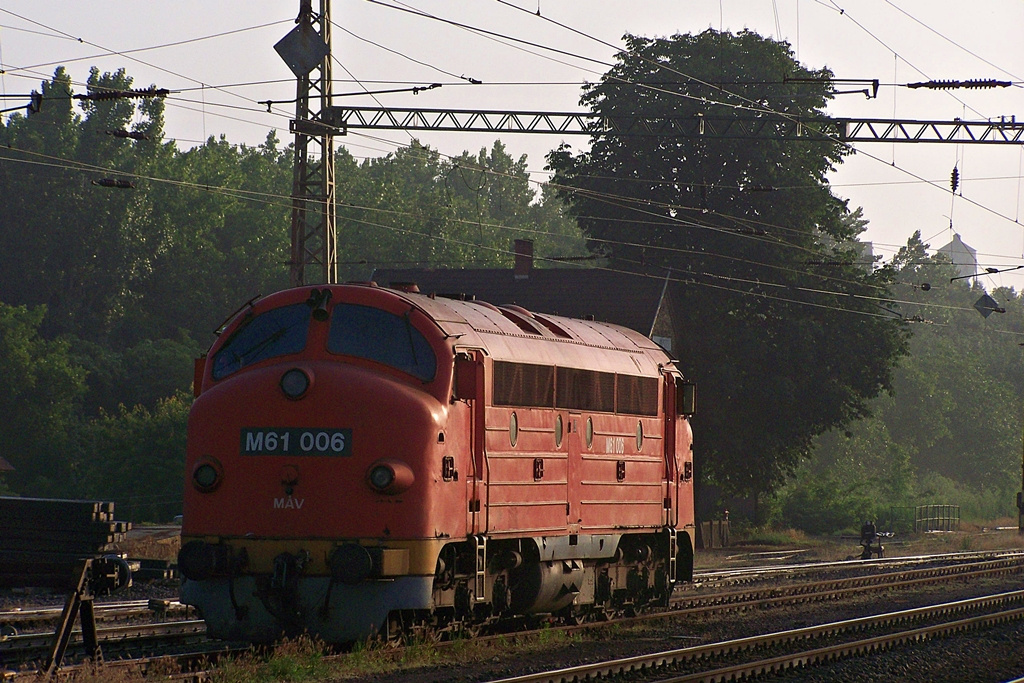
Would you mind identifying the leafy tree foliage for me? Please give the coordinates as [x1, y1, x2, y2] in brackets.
[547, 30, 909, 509]
[123, 131, 292, 345]
[0, 68, 584, 516]
[72, 396, 190, 523]
[338, 140, 585, 281]
[785, 232, 1024, 529]
[0, 304, 86, 494]
[0, 68, 172, 342]
[71, 336, 198, 417]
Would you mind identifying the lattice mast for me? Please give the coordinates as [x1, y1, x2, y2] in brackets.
[285, 0, 336, 286]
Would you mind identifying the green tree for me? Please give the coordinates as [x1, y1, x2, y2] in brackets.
[123, 131, 292, 344]
[0, 304, 86, 493]
[0, 68, 170, 342]
[786, 232, 1024, 531]
[337, 140, 585, 281]
[547, 30, 908, 512]
[74, 395, 189, 522]
[71, 336, 198, 417]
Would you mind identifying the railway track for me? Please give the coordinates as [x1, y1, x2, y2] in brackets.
[482, 590, 1024, 683]
[1, 619, 207, 661]
[669, 554, 1024, 617]
[690, 548, 1024, 587]
[0, 599, 188, 631]
[5, 551, 1024, 680]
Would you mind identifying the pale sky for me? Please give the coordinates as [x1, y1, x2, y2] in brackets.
[1, 1, 1022, 288]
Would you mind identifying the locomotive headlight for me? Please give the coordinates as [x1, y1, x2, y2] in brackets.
[280, 368, 311, 399]
[192, 457, 223, 492]
[368, 465, 394, 490]
[366, 459, 414, 495]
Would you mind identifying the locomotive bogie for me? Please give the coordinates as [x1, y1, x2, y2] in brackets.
[182, 574, 435, 644]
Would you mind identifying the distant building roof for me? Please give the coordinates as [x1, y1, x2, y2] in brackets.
[0, 456, 13, 472]
[936, 233, 978, 280]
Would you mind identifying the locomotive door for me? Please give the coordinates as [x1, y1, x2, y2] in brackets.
[664, 374, 695, 529]
[663, 375, 681, 527]
[454, 350, 486, 535]
[566, 412, 582, 533]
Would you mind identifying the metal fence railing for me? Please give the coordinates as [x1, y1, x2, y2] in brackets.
[915, 504, 960, 532]
[884, 505, 961, 534]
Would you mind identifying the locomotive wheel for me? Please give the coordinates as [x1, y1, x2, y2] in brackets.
[455, 622, 482, 639]
[384, 620, 405, 648]
[557, 604, 589, 626]
[563, 612, 586, 626]
[414, 624, 444, 644]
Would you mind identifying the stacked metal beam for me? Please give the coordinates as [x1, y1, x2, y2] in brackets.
[0, 496, 131, 589]
[129, 558, 179, 582]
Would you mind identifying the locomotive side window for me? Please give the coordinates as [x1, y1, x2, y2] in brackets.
[328, 304, 437, 381]
[556, 368, 615, 413]
[211, 303, 311, 380]
[616, 375, 660, 416]
[493, 361, 554, 407]
[490, 364, 659, 416]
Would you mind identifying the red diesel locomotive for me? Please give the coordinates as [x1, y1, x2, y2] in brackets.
[178, 283, 696, 642]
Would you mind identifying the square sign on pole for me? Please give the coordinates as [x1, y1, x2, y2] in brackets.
[973, 294, 1005, 318]
[275, 22, 330, 77]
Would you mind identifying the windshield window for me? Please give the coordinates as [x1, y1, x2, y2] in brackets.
[212, 303, 311, 380]
[328, 303, 436, 381]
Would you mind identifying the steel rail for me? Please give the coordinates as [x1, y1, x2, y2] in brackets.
[6, 555, 1022, 679]
[671, 556, 1024, 616]
[483, 590, 1024, 683]
[0, 599, 186, 627]
[692, 549, 1024, 583]
[0, 619, 206, 659]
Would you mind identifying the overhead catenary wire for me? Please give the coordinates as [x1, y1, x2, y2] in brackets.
[342, 129, 1024, 284]
[823, 0, 1005, 120]
[2, 6, 1015, 325]
[0, 17, 293, 76]
[0, 9, 297, 122]
[332, 21, 480, 84]
[4, 3, 1019, 296]
[0, 139, 1005, 328]
[361, 0, 1023, 242]
[5, 2, 1018, 239]
[881, 0, 1023, 85]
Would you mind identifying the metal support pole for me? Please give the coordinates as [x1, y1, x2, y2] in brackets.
[1019, 419, 1023, 534]
[287, 0, 336, 287]
[44, 559, 101, 677]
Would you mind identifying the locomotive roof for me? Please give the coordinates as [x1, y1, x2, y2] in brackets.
[370, 267, 668, 338]
[226, 285, 674, 376]
[386, 287, 672, 374]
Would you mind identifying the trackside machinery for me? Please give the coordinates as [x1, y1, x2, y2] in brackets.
[178, 283, 696, 642]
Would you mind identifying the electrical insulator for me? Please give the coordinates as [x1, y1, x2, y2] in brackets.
[75, 87, 169, 102]
[105, 129, 151, 141]
[907, 79, 1011, 90]
[950, 166, 959, 193]
[92, 178, 136, 189]
[26, 90, 42, 116]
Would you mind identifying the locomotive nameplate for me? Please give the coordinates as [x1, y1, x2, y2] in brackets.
[241, 428, 353, 457]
